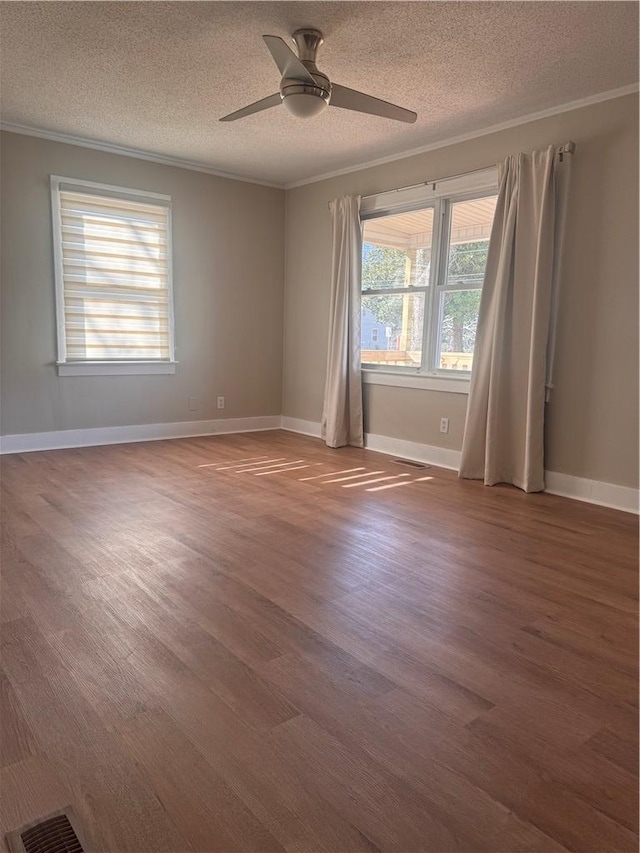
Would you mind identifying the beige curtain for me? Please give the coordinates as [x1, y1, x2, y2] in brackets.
[459, 145, 573, 492]
[321, 196, 364, 448]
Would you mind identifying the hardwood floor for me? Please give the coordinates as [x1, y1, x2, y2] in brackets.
[1, 430, 637, 852]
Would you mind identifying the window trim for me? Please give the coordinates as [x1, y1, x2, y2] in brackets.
[50, 175, 177, 376]
[362, 369, 470, 394]
[360, 168, 498, 385]
[57, 361, 177, 377]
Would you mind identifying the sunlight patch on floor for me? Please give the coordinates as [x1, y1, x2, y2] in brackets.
[241, 459, 305, 472]
[228, 458, 287, 471]
[299, 467, 365, 481]
[342, 473, 411, 488]
[367, 475, 434, 491]
[323, 470, 384, 483]
[254, 464, 311, 475]
[201, 455, 437, 491]
[215, 457, 286, 470]
[199, 455, 270, 468]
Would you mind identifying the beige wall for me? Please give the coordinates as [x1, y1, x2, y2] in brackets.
[1, 132, 285, 434]
[283, 94, 639, 489]
[2, 96, 638, 489]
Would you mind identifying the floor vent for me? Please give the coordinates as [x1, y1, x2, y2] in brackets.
[392, 458, 431, 469]
[6, 810, 86, 853]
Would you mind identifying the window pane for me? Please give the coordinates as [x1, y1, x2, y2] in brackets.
[446, 196, 497, 287]
[361, 292, 424, 367]
[362, 208, 434, 291]
[437, 289, 481, 371]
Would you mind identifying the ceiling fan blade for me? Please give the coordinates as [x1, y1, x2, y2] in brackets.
[330, 84, 417, 124]
[219, 93, 282, 122]
[262, 35, 316, 84]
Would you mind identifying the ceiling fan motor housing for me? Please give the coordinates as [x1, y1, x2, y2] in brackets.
[280, 28, 331, 118]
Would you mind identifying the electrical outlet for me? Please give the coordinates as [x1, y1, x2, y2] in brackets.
[188, 397, 201, 412]
[217, 396, 225, 410]
[439, 417, 449, 434]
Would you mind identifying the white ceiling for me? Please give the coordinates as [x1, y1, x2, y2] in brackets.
[1, 2, 638, 187]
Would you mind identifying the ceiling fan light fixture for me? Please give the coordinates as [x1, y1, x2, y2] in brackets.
[283, 93, 328, 118]
[281, 84, 330, 119]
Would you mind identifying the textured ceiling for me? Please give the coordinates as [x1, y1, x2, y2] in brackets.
[1, 1, 638, 186]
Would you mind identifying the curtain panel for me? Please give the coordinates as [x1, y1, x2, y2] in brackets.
[321, 196, 364, 448]
[459, 145, 573, 493]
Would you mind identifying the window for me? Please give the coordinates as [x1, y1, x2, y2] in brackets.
[360, 170, 498, 384]
[51, 177, 175, 375]
[371, 328, 378, 343]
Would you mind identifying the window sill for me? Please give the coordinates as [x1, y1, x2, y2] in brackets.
[57, 361, 177, 376]
[362, 369, 470, 394]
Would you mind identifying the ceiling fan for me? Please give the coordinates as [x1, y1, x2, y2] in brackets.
[219, 29, 417, 124]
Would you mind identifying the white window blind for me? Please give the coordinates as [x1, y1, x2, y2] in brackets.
[51, 177, 174, 367]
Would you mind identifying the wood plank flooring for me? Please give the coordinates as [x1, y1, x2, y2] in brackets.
[1, 430, 637, 852]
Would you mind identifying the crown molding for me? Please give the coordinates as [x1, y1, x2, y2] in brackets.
[284, 84, 639, 189]
[0, 122, 284, 189]
[1, 84, 637, 190]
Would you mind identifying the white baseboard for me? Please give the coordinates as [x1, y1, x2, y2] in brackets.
[364, 432, 462, 472]
[281, 418, 638, 514]
[543, 471, 638, 514]
[0, 416, 281, 455]
[281, 419, 462, 470]
[281, 418, 461, 471]
[280, 416, 322, 438]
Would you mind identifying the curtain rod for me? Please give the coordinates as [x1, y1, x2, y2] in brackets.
[357, 141, 576, 203]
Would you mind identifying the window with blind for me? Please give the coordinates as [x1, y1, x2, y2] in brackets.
[51, 177, 176, 376]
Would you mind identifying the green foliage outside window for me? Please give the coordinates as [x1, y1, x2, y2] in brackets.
[362, 240, 489, 352]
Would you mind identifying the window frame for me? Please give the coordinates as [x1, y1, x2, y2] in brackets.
[50, 176, 177, 376]
[360, 169, 498, 389]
